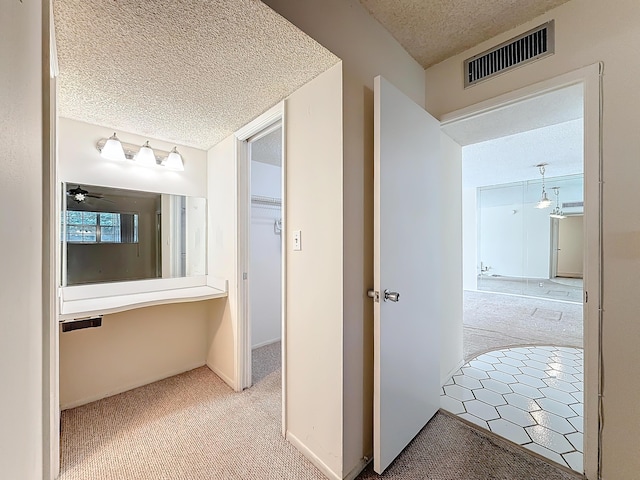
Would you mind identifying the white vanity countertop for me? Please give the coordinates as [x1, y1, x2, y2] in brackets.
[59, 278, 228, 321]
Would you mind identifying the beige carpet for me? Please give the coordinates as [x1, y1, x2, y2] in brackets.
[463, 290, 583, 360]
[60, 366, 326, 480]
[60, 341, 582, 480]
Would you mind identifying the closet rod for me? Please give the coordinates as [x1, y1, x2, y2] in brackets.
[251, 195, 282, 207]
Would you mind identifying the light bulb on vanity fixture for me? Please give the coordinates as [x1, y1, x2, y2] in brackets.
[96, 134, 186, 170]
[99, 133, 126, 161]
[162, 147, 185, 171]
[535, 163, 552, 209]
[134, 141, 157, 166]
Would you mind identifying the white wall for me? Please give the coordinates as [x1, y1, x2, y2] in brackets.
[462, 188, 478, 290]
[478, 202, 551, 279]
[0, 1, 44, 477]
[250, 161, 282, 348]
[58, 117, 207, 197]
[425, 1, 640, 477]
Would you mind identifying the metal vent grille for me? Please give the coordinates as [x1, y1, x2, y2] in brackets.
[562, 201, 584, 208]
[464, 20, 554, 88]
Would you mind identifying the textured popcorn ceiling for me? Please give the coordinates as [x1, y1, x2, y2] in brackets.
[358, 0, 571, 68]
[53, 0, 339, 150]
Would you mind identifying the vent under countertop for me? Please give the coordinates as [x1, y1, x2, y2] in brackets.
[464, 20, 555, 88]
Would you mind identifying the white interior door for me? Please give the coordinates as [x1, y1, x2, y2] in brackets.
[373, 76, 442, 474]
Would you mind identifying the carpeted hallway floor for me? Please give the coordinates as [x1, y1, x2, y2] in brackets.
[463, 290, 583, 360]
[60, 340, 582, 480]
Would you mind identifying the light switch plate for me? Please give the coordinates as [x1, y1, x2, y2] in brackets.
[293, 230, 302, 251]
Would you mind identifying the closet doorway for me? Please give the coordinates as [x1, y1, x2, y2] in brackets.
[248, 123, 283, 385]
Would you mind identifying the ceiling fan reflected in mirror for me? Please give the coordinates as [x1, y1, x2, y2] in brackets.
[66, 185, 108, 203]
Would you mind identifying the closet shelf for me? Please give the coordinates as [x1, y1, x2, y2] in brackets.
[251, 195, 281, 207]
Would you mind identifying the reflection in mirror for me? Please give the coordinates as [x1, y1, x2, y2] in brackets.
[476, 174, 584, 302]
[62, 184, 206, 286]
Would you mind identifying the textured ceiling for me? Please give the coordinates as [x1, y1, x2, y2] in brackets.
[462, 119, 583, 189]
[251, 127, 282, 167]
[53, 0, 339, 150]
[443, 83, 583, 146]
[358, 0, 571, 68]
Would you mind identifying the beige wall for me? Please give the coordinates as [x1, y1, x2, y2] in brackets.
[261, 1, 464, 477]
[440, 134, 464, 381]
[425, 1, 640, 478]
[206, 135, 238, 387]
[283, 63, 345, 478]
[557, 215, 584, 278]
[59, 301, 213, 408]
[0, 1, 44, 477]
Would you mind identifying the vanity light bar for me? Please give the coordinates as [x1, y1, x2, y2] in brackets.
[96, 136, 185, 171]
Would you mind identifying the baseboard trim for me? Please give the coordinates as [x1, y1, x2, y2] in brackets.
[207, 361, 236, 390]
[60, 361, 206, 410]
[286, 431, 342, 480]
[343, 455, 371, 480]
[252, 338, 281, 350]
[441, 358, 465, 386]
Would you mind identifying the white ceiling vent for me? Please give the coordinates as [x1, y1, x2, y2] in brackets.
[464, 20, 554, 88]
[563, 201, 584, 208]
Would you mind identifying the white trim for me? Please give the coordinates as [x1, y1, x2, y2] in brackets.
[280, 100, 288, 436]
[442, 63, 602, 479]
[235, 137, 251, 391]
[234, 102, 285, 407]
[286, 431, 342, 480]
[235, 103, 283, 140]
[441, 358, 465, 387]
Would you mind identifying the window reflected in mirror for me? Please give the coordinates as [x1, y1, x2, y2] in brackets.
[62, 184, 206, 286]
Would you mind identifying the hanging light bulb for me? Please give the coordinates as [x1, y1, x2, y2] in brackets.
[535, 164, 552, 209]
[134, 141, 157, 166]
[100, 132, 126, 161]
[549, 186, 567, 219]
[162, 146, 185, 171]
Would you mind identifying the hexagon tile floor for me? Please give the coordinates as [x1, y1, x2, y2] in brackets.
[440, 346, 584, 472]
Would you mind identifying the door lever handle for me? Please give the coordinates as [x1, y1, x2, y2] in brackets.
[383, 289, 400, 302]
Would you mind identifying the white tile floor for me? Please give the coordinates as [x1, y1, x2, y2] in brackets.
[441, 346, 584, 472]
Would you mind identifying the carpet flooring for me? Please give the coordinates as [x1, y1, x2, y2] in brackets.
[60, 341, 582, 480]
[477, 276, 583, 303]
[463, 290, 583, 361]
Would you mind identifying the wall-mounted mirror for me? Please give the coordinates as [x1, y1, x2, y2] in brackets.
[62, 183, 206, 286]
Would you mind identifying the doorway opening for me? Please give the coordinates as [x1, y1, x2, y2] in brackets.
[439, 66, 601, 477]
[247, 124, 283, 385]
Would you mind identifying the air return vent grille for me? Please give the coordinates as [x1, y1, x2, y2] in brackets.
[563, 201, 584, 208]
[464, 20, 554, 88]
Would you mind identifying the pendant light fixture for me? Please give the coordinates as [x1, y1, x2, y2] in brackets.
[99, 132, 126, 161]
[549, 186, 567, 219]
[535, 163, 552, 209]
[134, 140, 157, 166]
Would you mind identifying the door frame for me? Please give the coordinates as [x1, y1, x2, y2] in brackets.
[235, 101, 287, 434]
[440, 63, 602, 479]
